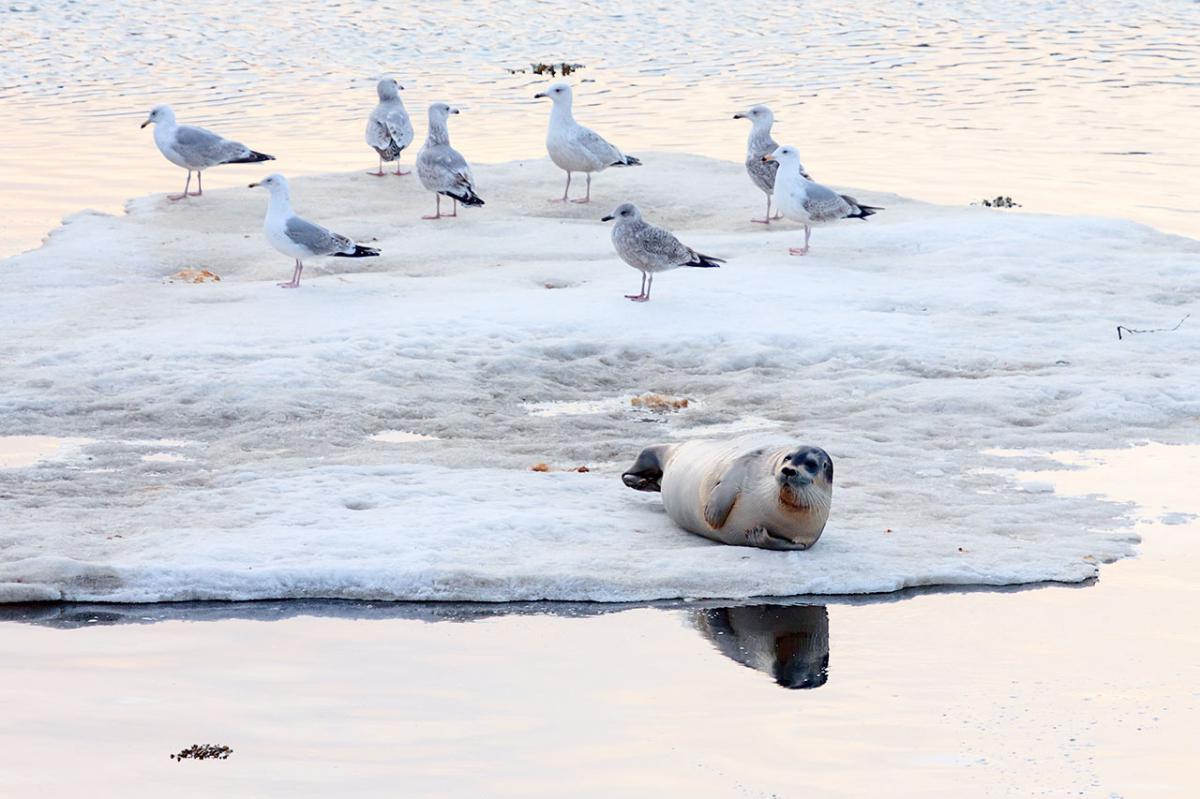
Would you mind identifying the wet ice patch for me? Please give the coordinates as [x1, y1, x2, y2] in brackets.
[0, 436, 94, 469]
[370, 430, 441, 443]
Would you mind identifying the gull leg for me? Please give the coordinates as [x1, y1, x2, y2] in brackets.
[638, 274, 654, 302]
[278, 259, 303, 289]
[625, 272, 647, 300]
[392, 161, 410, 176]
[422, 195, 442, 220]
[190, 171, 203, 197]
[789, 224, 811, 256]
[169, 170, 192, 201]
[368, 156, 386, 177]
[570, 173, 591, 204]
[752, 194, 771, 224]
[449, 197, 458, 217]
[553, 171, 571, 202]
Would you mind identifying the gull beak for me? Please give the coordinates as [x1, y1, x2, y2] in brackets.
[451, 107, 460, 114]
[600, 215, 614, 221]
[533, 92, 546, 99]
[732, 113, 745, 119]
[762, 155, 776, 163]
[397, 84, 405, 90]
[248, 182, 260, 188]
[140, 119, 151, 129]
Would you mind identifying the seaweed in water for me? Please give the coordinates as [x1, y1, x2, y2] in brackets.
[972, 195, 1022, 208]
[507, 62, 584, 77]
[170, 744, 233, 762]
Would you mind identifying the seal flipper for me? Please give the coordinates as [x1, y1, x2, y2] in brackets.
[622, 444, 671, 492]
[744, 526, 810, 551]
[703, 453, 759, 529]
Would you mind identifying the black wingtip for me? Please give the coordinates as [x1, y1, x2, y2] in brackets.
[333, 244, 381, 258]
[611, 155, 642, 167]
[688, 253, 724, 269]
[445, 190, 485, 207]
[229, 150, 275, 164]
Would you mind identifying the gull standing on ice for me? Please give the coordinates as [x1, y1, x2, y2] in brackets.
[733, 105, 811, 224]
[415, 103, 485, 220]
[365, 77, 414, 176]
[764, 146, 880, 256]
[535, 83, 641, 203]
[141, 105, 274, 201]
[249, 174, 380, 289]
[601, 203, 724, 302]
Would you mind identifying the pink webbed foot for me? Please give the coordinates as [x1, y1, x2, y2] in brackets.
[788, 247, 809, 256]
[421, 214, 442, 220]
[392, 169, 410, 176]
[569, 197, 591, 204]
[277, 281, 300, 289]
[167, 193, 189, 202]
[751, 217, 771, 224]
[625, 294, 650, 302]
[367, 170, 386, 177]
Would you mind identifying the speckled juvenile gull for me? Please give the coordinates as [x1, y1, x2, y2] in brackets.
[535, 82, 641, 203]
[765, 145, 880, 256]
[365, 77, 414, 177]
[733, 105, 811, 224]
[415, 102, 484, 220]
[601, 202, 724, 302]
[249, 174, 380, 289]
[140, 105, 274, 201]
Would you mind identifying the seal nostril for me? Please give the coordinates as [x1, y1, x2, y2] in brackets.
[782, 467, 797, 477]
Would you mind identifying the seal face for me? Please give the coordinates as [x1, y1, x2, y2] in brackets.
[622, 437, 834, 551]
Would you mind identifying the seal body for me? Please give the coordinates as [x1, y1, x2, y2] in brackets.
[622, 437, 834, 551]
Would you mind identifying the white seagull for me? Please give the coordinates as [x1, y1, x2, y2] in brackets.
[764, 146, 881, 255]
[249, 174, 380, 289]
[141, 105, 274, 201]
[415, 103, 484, 220]
[365, 77, 414, 177]
[534, 82, 640, 203]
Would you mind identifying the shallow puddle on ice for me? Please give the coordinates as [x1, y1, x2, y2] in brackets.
[668, 415, 783, 438]
[997, 443, 1200, 519]
[140, 453, 189, 464]
[0, 436, 94, 469]
[370, 430, 441, 444]
[525, 395, 698, 418]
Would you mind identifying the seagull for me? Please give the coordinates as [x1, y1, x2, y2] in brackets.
[141, 105, 274, 201]
[534, 83, 640, 204]
[365, 77, 414, 177]
[601, 203, 724, 302]
[415, 102, 484, 220]
[249, 174, 380, 289]
[733, 105, 812, 224]
[764, 146, 881, 256]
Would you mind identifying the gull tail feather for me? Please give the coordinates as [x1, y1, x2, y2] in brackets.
[333, 244, 381, 258]
[444, 188, 485, 207]
[228, 150, 276, 164]
[686, 252, 725, 269]
[611, 155, 642, 167]
[840, 194, 881, 219]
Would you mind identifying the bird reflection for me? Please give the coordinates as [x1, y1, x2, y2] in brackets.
[692, 604, 830, 689]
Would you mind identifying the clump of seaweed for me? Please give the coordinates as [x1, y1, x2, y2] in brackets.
[972, 196, 1022, 208]
[170, 744, 233, 762]
[508, 62, 584, 77]
[167, 268, 221, 283]
[630, 394, 690, 412]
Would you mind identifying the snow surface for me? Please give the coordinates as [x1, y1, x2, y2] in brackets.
[1, 153, 1197, 603]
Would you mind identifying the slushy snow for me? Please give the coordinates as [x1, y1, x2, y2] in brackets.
[1, 153, 1197, 603]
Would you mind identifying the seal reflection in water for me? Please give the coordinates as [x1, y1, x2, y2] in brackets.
[622, 438, 834, 550]
[693, 604, 830, 689]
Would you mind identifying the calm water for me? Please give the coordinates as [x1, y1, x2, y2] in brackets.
[1, 1, 1199, 255]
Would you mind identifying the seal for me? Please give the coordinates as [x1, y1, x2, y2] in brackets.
[622, 437, 834, 551]
[692, 604, 830, 689]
